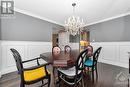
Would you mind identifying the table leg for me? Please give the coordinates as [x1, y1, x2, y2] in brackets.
[53, 67, 59, 85]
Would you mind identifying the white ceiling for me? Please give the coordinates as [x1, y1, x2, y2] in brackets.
[15, 0, 130, 26]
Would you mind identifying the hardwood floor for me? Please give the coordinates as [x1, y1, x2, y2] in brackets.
[0, 63, 129, 87]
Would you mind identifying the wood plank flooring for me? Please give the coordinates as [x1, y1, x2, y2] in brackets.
[0, 63, 129, 87]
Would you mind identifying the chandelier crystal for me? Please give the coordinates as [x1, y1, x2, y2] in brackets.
[64, 3, 85, 36]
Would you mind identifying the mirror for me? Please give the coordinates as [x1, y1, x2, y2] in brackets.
[69, 34, 79, 43]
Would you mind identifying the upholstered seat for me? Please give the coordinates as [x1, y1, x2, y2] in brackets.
[24, 67, 50, 82]
[84, 59, 96, 67]
[58, 66, 81, 77]
[57, 49, 88, 87]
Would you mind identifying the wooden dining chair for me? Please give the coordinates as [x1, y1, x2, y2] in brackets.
[86, 45, 93, 57]
[84, 45, 93, 71]
[52, 46, 61, 54]
[52, 46, 62, 81]
[57, 49, 88, 87]
[84, 47, 102, 82]
[64, 45, 71, 52]
[10, 48, 51, 87]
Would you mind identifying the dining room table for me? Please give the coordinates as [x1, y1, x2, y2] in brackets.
[40, 50, 80, 84]
[40, 50, 80, 69]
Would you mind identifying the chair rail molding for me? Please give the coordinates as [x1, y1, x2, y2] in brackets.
[1, 41, 52, 75]
[91, 42, 130, 68]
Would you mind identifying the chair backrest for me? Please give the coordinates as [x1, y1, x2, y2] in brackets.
[10, 48, 23, 74]
[86, 45, 93, 57]
[52, 46, 61, 54]
[93, 47, 102, 65]
[64, 45, 71, 52]
[76, 49, 88, 74]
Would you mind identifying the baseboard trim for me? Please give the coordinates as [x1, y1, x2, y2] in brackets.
[1, 67, 17, 75]
[100, 59, 128, 69]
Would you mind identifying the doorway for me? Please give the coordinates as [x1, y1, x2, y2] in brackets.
[52, 34, 59, 47]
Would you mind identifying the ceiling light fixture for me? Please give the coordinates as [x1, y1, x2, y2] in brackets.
[64, 3, 85, 36]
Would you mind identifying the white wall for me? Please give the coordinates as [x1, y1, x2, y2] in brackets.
[69, 43, 79, 50]
[1, 41, 52, 75]
[91, 42, 130, 68]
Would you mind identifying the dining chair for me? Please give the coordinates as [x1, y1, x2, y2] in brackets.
[64, 45, 71, 52]
[84, 45, 93, 71]
[57, 49, 88, 87]
[86, 45, 93, 57]
[52, 46, 61, 54]
[84, 47, 102, 82]
[10, 48, 51, 87]
[52, 46, 62, 82]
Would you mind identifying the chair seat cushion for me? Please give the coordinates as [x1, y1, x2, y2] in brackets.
[58, 66, 81, 77]
[24, 67, 50, 82]
[84, 59, 95, 67]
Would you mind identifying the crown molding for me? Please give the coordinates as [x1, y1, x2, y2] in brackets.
[14, 8, 64, 26]
[86, 12, 130, 26]
[14, 8, 130, 27]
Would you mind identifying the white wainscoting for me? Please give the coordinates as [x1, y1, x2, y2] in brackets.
[1, 41, 52, 75]
[91, 42, 130, 68]
[1, 41, 130, 75]
[0, 41, 2, 78]
[0, 72, 1, 78]
[69, 43, 79, 50]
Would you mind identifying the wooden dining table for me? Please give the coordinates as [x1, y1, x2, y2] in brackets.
[40, 50, 80, 84]
[40, 50, 80, 68]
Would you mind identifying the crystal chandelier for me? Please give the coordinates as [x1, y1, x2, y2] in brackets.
[65, 3, 85, 36]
